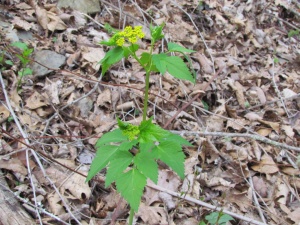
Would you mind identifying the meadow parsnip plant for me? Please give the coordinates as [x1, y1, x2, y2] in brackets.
[86, 23, 195, 224]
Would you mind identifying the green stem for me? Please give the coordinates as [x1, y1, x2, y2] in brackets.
[128, 207, 134, 225]
[142, 70, 151, 121]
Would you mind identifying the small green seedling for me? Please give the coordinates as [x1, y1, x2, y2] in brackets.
[288, 29, 299, 38]
[86, 23, 195, 224]
[10, 41, 33, 86]
[0, 51, 13, 71]
[199, 211, 235, 225]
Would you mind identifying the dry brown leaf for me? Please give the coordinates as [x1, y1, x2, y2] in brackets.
[96, 89, 111, 107]
[136, 203, 168, 225]
[0, 158, 28, 175]
[35, 5, 48, 30]
[288, 207, 300, 224]
[258, 119, 280, 133]
[25, 91, 48, 109]
[226, 118, 249, 131]
[275, 179, 289, 205]
[251, 154, 279, 174]
[256, 128, 272, 136]
[81, 47, 105, 70]
[251, 140, 262, 161]
[47, 192, 64, 215]
[195, 53, 213, 74]
[12, 17, 32, 31]
[0, 104, 10, 123]
[280, 166, 300, 176]
[244, 112, 263, 121]
[228, 79, 246, 108]
[281, 125, 294, 138]
[254, 86, 267, 104]
[63, 171, 91, 199]
[252, 176, 268, 198]
[47, 11, 67, 31]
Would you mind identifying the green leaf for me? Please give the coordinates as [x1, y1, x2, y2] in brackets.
[18, 68, 32, 77]
[218, 214, 234, 225]
[139, 142, 155, 153]
[150, 23, 165, 43]
[134, 151, 158, 183]
[152, 140, 185, 179]
[205, 212, 219, 225]
[152, 54, 195, 83]
[86, 145, 119, 182]
[163, 133, 192, 147]
[118, 139, 138, 151]
[115, 168, 147, 212]
[105, 151, 133, 187]
[5, 60, 13, 66]
[140, 52, 158, 72]
[167, 42, 196, 53]
[95, 129, 127, 147]
[23, 48, 34, 57]
[100, 47, 124, 74]
[139, 118, 169, 143]
[202, 100, 209, 110]
[104, 23, 119, 34]
[11, 42, 28, 51]
[198, 221, 206, 225]
[117, 118, 140, 140]
[123, 44, 139, 58]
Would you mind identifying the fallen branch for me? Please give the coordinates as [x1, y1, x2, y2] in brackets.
[172, 130, 300, 152]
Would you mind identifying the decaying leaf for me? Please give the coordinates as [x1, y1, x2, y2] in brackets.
[251, 154, 279, 174]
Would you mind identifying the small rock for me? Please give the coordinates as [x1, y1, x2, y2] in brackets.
[57, 0, 101, 14]
[31, 50, 66, 77]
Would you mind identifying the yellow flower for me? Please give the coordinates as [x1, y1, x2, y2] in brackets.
[111, 26, 145, 46]
[116, 37, 125, 46]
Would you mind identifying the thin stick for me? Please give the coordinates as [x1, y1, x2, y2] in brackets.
[171, 130, 300, 152]
[147, 183, 267, 225]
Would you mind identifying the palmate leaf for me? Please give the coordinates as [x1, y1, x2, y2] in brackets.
[152, 140, 185, 179]
[115, 168, 147, 212]
[152, 53, 195, 83]
[105, 151, 133, 187]
[86, 145, 119, 182]
[95, 128, 127, 147]
[134, 151, 158, 183]
[138, 117, 169, 143]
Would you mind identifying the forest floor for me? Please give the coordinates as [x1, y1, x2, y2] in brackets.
[0, 0, 300, 224]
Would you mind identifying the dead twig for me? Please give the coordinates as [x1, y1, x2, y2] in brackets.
[171, 130, 300, 152]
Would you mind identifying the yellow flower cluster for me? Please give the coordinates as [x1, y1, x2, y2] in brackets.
[114, 26, 145, 46]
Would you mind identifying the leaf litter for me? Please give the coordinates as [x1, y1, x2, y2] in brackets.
[0, 0, 300, 224]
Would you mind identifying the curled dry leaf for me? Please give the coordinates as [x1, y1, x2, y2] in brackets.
[251, 154, 279, 174]
[194, 52, 213, 74]
[228, 79, 246, 108]
[251, 140, 262, 161]
[257, 119, 280, 133]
